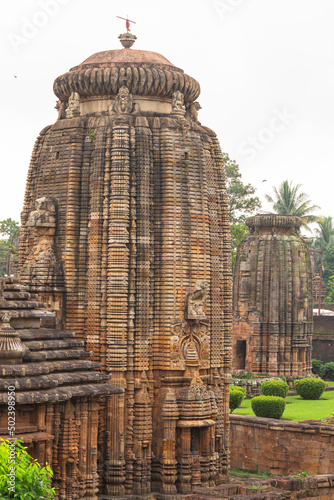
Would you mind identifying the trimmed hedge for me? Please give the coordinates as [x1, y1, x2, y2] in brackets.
[230, 385, 245, 413]
[320, 362, 334, 381]
[294, 378, 326, 400]
[312, 358, 323, 376]
[251, 395, 285, 419]
[261, 380, 289, 398]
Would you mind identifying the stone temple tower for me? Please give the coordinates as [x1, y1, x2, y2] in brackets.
[19, 32, 232, 496]
[233, 214, 313, 378]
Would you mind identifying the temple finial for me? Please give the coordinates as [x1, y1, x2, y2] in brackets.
[117, 15, 137, 48]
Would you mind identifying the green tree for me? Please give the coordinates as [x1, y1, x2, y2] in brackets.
[265, 180, 321, 231]
[0, 219, 20, 276]
[313, 217, 334, 250]
[223, 153, 261, 266]
[224, 153, 261, 224]
[0, 218, 19, 238]
[0, 440, 55, 499]
[323, 244, 334, 283]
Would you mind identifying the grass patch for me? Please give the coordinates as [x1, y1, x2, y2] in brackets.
[233, 390, 334, 422]
[229, 468, 271, 478]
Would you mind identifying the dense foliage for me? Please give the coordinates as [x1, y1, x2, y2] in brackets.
[251, 396, 286, 419]
[223, 152, 261, 267]
[294, 378, 326, 400]
[230, 385, 246, 413]
[260, 380, 289, 398]
[0, 440, 55, 499]
[320, 362, 334, 381]
[0, 218, 20, 277]
[311, 359, 323, 376]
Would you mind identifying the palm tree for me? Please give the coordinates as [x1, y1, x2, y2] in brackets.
[313, 217, 334, 249]
[265, 180, 321, 231]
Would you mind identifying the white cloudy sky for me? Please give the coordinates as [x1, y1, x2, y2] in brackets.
[1, 0, 333, 233]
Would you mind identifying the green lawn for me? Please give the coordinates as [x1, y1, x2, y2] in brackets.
[233, 390, 334, 422]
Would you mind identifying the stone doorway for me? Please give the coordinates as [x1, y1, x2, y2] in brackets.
[236, 340, 247, 370]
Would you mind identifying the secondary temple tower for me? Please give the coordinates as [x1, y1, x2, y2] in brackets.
[18, 33, 233, 496]
[233, 214, 313, 377]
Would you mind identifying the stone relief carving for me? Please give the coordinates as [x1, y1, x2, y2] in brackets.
[109, 85, 140, 114]
[170, 320, 210, 370]
[185, 102, 202, 124]
[22, 198, 63, 287]
[171, 90, 185, 115]
[65, 92, 81, 118]
[185, 280, 209, 320]
[55, 100, 67, 120]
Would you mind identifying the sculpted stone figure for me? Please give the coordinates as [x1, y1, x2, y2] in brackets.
[22, 197, 63, 289]
[185, 102, 202, 123]
[109, 85, 140, 114]
[185, 280, 209, 320]
[55, 100, 67, 120]
[171, 90, 185, 115]
[65, 92, 81, 118]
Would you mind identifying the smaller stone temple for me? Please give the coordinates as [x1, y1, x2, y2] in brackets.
[0, 276, 122, 500]
[233, 214, 313, 377]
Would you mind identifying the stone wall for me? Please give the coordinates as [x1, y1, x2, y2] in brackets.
[186, 474, 334, 499]
[229, 415, 334, 476]
[313, 316, 334, 363]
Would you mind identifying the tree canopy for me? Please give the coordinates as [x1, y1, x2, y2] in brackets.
[223, 152, 261, 267]
[0, 218, 19, 239]
[223, 152, 261, 224]
[0, 218, 20, 276]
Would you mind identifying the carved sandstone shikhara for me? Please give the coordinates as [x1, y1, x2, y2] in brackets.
[16, 33, 233, 498]
[233, 214, 313, 377]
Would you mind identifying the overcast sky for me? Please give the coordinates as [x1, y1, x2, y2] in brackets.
[1, 0, 333, 234]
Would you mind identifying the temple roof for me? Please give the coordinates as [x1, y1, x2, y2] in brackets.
[54, 42, 201, 103]
[71, 48, 180, 71]
[0, 277, 123, 404]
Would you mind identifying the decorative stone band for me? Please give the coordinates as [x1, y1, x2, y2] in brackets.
[53, 66, 201, 103]
[246, 214, 303, 229]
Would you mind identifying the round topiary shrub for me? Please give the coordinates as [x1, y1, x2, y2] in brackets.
[320, 362, 334, 381]
[261, 380, 289, 398]
[294, 378, 326, 400]
[229, 385, 245, 413]
[312, 359, 323, 376]
[251, 396, 286, 419]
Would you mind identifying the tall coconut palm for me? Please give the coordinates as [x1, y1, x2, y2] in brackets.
[265, 180, 321, 231]
[313, 216, 334, 252]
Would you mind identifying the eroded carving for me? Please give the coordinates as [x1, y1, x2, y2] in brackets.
[185, 280, 209, 320]
[65, 92, 81, 118]
[185, 102, 202, 124]
[109, 85, 140, 114]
